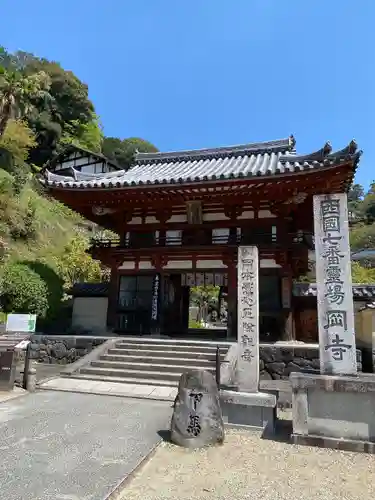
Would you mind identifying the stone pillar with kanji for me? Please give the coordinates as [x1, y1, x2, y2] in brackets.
[313, 193, 357, 375]
[237, 246, 259, 392]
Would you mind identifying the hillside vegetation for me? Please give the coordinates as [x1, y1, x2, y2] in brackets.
[0, 46, 158, 327]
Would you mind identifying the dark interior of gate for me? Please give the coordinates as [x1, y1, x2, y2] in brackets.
[116, 271, 283, 340]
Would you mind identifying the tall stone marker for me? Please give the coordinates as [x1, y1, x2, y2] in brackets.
[313, 193, 357, 375]
[237, 246, 259, 392]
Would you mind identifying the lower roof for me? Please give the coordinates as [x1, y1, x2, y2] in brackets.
[41, 136, 361, 190]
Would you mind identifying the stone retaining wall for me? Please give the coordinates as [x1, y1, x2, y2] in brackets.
[29, 335, 107, 364]
[259, 343, 362, 380]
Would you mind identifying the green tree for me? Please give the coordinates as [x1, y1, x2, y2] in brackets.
[53, 237, 102, 289]
[0, 262, 49, 317]
[348, 183, 364, 202]
[0, 68, 51, 137]
[351, 261, 375, 284]
[350, 223, 375, 250]
[102, 137, 158, 169]
[60, 114, 103, 153]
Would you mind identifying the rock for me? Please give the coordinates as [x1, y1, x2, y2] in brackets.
[170, 370, 224, 449]
[266, 362, 286, 376]
[290, 357, 313, 368]
[259, 370, 272, 381]
[260, 348, 276, 364]
[311, 358, 321, 369]
[51, 342, 67, 359]
[285, 362, 303, 375]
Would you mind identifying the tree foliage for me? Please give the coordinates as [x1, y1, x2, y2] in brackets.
[0, 67, 51, 137]
[0, 262, 49, 317]
[53, 237, 102, 290]
[102, 136, 158, 169]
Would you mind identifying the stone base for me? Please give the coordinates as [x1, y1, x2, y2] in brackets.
[220, 390, 276, 433]
[291, 433, 375, 454]
[290, 372, 375, 452]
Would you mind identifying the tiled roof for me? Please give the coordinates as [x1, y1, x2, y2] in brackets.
[293, 283, 375, 299]
[41, 136, 361, 189]
[70, 283, 109, 297]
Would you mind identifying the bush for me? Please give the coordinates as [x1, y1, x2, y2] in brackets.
[0, 262, 49, 317]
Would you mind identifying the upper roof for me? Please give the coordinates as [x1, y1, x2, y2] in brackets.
[41, 136, 362, 190]
[293, 283, 375, 299]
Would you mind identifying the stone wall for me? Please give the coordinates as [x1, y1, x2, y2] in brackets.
[29, 335, 107, 364]
[259, 343, 362, 380]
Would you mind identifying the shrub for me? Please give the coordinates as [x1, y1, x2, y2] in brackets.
[0, 262, 49, 317]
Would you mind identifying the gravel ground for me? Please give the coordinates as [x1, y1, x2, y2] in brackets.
[121, 427, 375, 500]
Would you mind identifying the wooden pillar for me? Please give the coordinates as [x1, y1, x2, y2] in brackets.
[226, 257, 237, 339]
[107, 264, 120, 331]
[281, 274, 295, 341]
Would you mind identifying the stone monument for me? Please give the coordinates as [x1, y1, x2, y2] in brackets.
[220, 246, 276, 432]
[291, 193, 375, 453]
[170, 370, 225, 448]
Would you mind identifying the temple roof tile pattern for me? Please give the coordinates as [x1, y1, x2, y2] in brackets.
[41, 136, 361, 189]
[293, 283, 375, 299]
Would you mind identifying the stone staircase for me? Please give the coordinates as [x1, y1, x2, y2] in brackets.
[65, 338, 232, 388]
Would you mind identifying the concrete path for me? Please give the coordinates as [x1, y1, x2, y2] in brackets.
[39, 377, 178, 401]
[0, 391, 172, 500]
[0, 387, 27, 404]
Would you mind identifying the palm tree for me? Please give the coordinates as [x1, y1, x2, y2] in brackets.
[0, 69, 51, 137]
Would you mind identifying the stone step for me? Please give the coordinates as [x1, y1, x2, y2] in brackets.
[114, 342, 227, 353]
[114, 338, 231, 348]
[106, 348, 226, 360]
[100, 354, 216, 366]
[63, 372, 178, 388]
[90, 359, 215, 374]
[79, 366, 184, 382]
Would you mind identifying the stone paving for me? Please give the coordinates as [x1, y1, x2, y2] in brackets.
[0, 391, 172, 500]
[0, 387, 27, 404]
[39, 377, 178, 401]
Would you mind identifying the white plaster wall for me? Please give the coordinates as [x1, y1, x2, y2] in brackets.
[72, 297, 108, 333]
[127, 217, 142, 224]
[139, 261, 155, 269]
[164, 260, 193, 269]
[203, 212, 229, 221]
[167, 214, 187, 223]
[259, 259, 281, 268]
[258, 210, 276, 218]
[237, 210, 255, 220]
[196, 260, 227, 269]
[119, 261, 136, 270]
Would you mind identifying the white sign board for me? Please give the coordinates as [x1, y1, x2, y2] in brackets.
[237, 246, 259, 392]
[313, 193, 357, 375]
[6, 314, 36, 333]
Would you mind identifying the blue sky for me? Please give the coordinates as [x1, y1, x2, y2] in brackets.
[2, 0, 374, 188]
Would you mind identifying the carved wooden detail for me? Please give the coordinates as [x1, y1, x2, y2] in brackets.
[155, 208, 172, 224]
[151, 254, 169, 269]
[294, 309, 318, 342]
[224, 205, 243, 220]
[186, 201, 203, 224]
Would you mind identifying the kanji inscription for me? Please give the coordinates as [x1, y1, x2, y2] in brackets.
[313, 194, 357, 375]
[237, 246, 259, 392]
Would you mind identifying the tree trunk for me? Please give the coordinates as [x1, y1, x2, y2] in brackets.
[0, 103, 11, 137]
